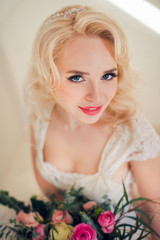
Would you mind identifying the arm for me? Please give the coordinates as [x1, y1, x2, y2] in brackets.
[130, 154, 160, 240]
[30, 124, 63, 200]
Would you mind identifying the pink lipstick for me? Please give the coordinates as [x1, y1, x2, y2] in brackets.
[78, 105, 103, 116]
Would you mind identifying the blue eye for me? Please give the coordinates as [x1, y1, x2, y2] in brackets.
[102, 72, 117, 81]
[67, 75, 84, 83]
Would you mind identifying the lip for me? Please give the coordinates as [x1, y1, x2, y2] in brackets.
[78, 105, 103, 116]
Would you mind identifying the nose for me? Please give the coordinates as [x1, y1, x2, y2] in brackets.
[84, 82, 101, 102]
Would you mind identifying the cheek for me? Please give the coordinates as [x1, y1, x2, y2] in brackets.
[54, 84, 83, 103]
[112, 83, 118, 98]
[103, 81, 117, 100]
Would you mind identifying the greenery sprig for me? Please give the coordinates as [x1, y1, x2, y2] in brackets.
[0, 184, 159, 240]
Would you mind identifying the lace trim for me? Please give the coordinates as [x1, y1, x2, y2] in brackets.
[128, 116, 160, 161]
[34, 109, 160, 202]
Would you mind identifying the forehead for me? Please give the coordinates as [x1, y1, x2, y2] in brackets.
[56, 35, 116, 72]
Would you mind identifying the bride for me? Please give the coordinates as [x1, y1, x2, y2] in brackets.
[25, 5, 160, 239]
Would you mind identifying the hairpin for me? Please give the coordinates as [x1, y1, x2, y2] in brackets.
[48, 7, 86, 21]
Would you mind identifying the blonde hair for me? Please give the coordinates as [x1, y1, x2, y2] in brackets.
[24, 5, 138, 126]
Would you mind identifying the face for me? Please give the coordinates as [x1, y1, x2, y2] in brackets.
[54, 36, 118, 125]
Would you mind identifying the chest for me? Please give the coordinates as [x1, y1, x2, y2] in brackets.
[43, 122, 113, 174]
[43, 121, 130, 182]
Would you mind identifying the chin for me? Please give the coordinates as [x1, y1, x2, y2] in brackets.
[80, 115, 102, 125]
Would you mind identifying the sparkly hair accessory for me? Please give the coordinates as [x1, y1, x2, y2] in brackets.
[48, 7, 86, 21]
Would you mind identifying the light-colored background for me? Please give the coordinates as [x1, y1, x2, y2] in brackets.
[0, 0, 160, 220]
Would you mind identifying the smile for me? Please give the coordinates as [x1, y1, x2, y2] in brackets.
[78, 105, 103, 116]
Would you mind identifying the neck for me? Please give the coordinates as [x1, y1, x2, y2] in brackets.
[53, 104, 84, 131]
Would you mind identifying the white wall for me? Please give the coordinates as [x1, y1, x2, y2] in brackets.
[0, 0, 159, 202]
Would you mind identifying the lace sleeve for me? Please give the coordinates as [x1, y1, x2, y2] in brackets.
[128, 115, 160, 161]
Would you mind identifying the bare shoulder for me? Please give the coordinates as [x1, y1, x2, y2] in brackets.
[130, 153, 160, 199]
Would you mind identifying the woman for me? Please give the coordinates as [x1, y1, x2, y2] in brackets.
[25, 5, 160, 238]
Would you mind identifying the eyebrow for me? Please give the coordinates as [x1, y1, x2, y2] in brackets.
[66, 68, 118, 75]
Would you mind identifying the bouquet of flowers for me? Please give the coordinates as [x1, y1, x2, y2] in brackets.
[0, 184, 159, 240]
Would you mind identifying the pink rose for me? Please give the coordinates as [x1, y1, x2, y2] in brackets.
[98, 210, 115, 233]
[83, 201, 97, 210]
[16, 210, 26, 223]
[16, 210, 42, 228]
[34, 224, 46, 240]
[51, 210, 73, 224]
[73, 223, 97, 240]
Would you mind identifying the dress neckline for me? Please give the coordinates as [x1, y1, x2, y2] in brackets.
[40, 103, 121, 177]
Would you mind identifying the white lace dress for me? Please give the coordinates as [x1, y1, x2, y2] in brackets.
[33, 104, 160, 238]
[33, 104, 160, 203]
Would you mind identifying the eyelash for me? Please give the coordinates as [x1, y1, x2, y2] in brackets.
[67, 75, 85, 83]
[67, 72, 118, 83]
[101, 72, 118, 81]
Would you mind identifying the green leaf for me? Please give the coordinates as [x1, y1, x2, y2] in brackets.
[32, 232, 39, 238]
[136, 227, 149, 240]
[114, 194, 125, 215]
[121, 215, 160, 239]
[0, 191, 30, 213]
[116, 223, 139, 229]
[48, 226, 57, 240]
[134, 218, 160, 238]
[136, 231, 150, 240]
[0, 225, 7, 232]
[100, 198, 111, 212]
[133, 208, 151, 221]
[5, 230, 11, 239]
[26, 227, 32, 235]
[80, 212, 104, 239]
[0, 232, 3, 238]
[115, 223, 140, 239]
[80, 211, 95, 225]
[31, 197, 52, 220]
[117, 197, 151, 214]
[122, 182, 129, 203]
[7, 225, 20, 233]
[10, 219, 17, 225]
[93, 207, 103, 218]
